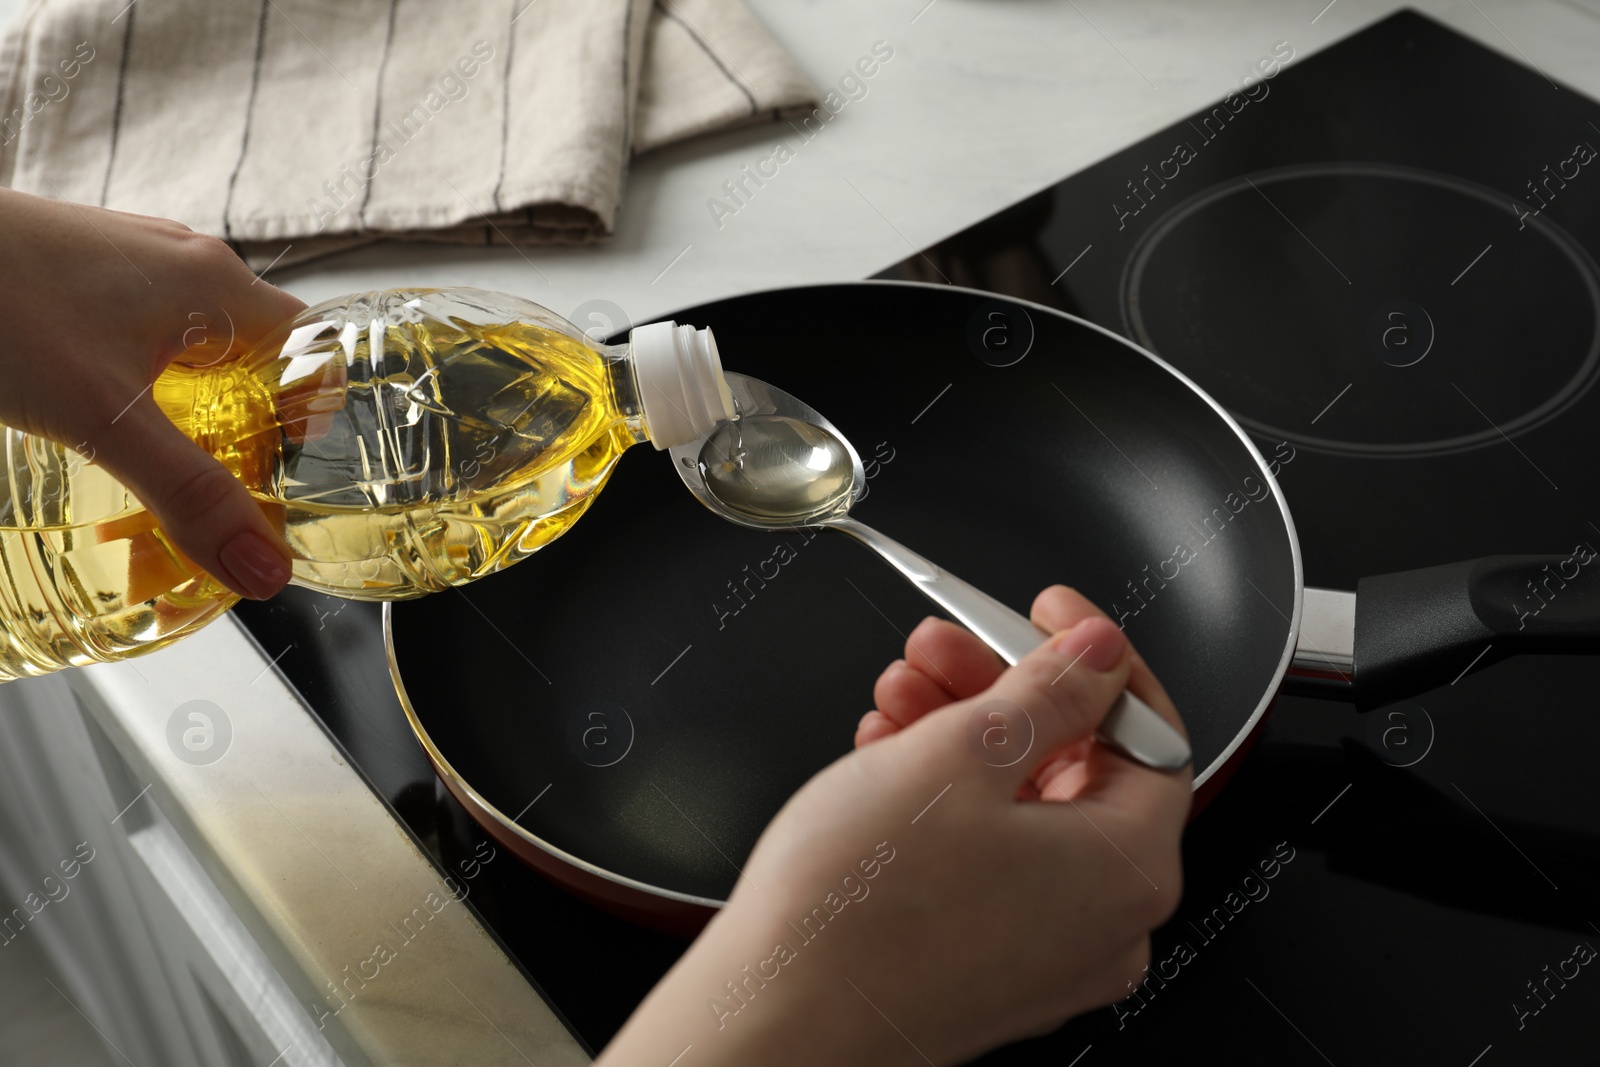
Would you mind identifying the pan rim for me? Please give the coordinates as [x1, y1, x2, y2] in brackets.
[384, 277, 1306, 908]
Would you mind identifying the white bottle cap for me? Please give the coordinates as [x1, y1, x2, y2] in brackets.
[627, 320, 736, 448]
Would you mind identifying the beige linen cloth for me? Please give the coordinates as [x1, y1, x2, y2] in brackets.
[0, 0, 817, 268]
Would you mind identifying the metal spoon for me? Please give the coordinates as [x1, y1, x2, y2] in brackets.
[669, 373, 1191, 772]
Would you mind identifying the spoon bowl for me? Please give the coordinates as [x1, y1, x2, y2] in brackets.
[670, 374, 865, 529]
[699, 415, 857, 522]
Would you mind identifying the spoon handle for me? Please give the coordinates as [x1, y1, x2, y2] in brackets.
[830, 518, 1190, 773]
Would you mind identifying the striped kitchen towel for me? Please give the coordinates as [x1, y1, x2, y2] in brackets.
[0, 0, 817, 269]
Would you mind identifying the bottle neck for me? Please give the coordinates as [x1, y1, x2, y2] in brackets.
[617, 322, 735, 448]
[602, 344, 652, 447]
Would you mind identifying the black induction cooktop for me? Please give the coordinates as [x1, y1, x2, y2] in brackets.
[235, 10, 1600, 1064]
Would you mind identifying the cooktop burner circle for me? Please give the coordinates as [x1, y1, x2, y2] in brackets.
[1120, 162, 1600, 458]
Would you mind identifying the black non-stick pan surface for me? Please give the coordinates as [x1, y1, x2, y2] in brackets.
[388, 282, 1299, 904]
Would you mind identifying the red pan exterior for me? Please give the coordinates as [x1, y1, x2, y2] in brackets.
[428, 748, 714, 937]
[1190, 690, 1280, 818]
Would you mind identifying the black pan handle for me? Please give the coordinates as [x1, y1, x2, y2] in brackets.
[1353, 553, 1600, 708]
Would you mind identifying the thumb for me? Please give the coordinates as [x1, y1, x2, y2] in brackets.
[90, 397, 292, 601]
[971, 616, 1133, 793]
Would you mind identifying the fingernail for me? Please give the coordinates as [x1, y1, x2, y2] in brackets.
[219, 531, 291, 600]
[1050, 618, 1127, 672]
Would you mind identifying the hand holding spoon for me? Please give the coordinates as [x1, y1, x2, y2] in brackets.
[668, 373, 1190, 772]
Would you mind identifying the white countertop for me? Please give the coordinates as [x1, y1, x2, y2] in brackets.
[5, 1, 1600, 1064]
[271, 0, 1600, 323]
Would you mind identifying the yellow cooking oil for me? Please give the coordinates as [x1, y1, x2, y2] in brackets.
[0, 314, 643, 682]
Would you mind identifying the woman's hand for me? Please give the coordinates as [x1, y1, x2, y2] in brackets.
[599, 585, 1191, 1067]
[0, 188, 305, 599]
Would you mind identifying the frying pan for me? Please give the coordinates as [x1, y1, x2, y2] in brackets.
[385, 281, 1599, 933]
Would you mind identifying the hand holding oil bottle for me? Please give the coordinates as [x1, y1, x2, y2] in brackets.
[0, 188, 304, 597]
[0, 188, 732, 681]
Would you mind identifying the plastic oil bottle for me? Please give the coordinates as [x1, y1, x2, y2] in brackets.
[0, 288, 734, 681]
